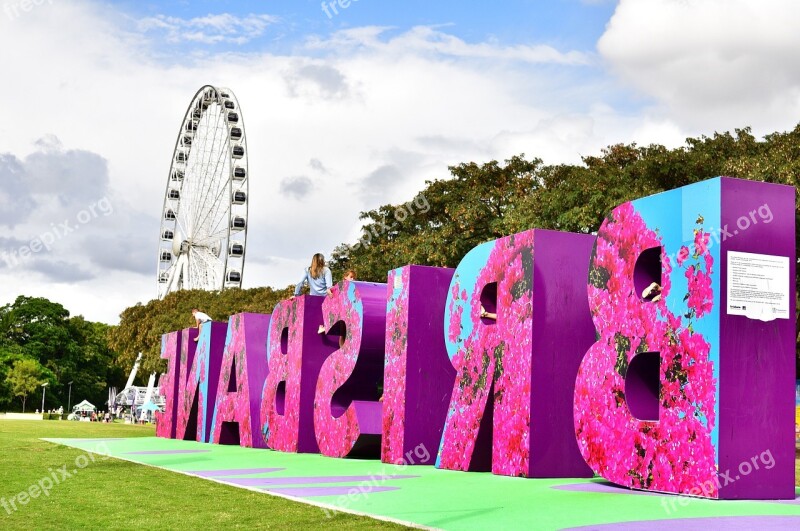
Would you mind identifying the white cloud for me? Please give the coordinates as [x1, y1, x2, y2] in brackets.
[6, 0, 777, 324]
[598, 0, 800, 133]
[279, 176, 314, 200]
[0, 135, 155, 300]
[284, 62, 353, 101]
[307, 25, 591, 65]
[137, 13, 277, 45]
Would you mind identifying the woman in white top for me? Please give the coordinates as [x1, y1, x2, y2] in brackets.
[192, 308, 212, 342]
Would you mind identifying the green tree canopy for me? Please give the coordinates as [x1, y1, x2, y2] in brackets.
[329, 155, 542, 280]
[0, 296, 123, 412]
[7, 358, 45, 412]
[108, 286, 293, 374]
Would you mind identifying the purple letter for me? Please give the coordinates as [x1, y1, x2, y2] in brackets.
[382, 265, 454, 465]
[260, 296, 337, 452]
[175, 322, 225, 442]
[437, 229, 594, 478]
[574, 177, 795, 499]
[155, 331, 181, 439]
[314, 280, 386, 457]
[211, 313, 270, 448]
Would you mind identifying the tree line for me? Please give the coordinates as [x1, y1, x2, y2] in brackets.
[0, 296, 124, 412]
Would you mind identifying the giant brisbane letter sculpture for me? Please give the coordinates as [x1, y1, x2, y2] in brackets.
[574, 177, 795, 499]
[210, 313, 270, 448]
[314, 280, 386, 457]
[382, 265, 455, 465]
[154, 331, 181, 438]
[175, 323, 225, 443]
[436, 229, 595, 477]
[260, 296, 338, 453]
[154, 176, 795, 501]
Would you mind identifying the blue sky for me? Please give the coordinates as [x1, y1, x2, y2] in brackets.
[119, 0, 617, 52]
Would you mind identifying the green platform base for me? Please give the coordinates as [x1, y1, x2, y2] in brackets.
[44, 437, 800, 530]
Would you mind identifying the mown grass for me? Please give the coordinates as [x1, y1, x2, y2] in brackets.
[0, 421, 409, 530]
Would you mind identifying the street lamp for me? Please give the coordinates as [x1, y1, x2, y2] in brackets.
[67, 381, 73, 413]
[41, 382, 49, 413]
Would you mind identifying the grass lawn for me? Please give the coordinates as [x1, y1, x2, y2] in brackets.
[0, 420, 410, 530]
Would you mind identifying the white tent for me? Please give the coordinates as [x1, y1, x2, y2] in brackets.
[72, 400, 96, 413]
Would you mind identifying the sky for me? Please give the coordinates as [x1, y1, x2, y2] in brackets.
[1, 0, 800, 324]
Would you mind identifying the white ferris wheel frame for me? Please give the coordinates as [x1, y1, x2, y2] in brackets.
[157, 85, 249, 299]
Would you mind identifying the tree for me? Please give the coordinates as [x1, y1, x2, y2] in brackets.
[0, 296, 125, 411]
[108, 286, 293, 375]
[0, 296, 75, 376]
[329, 155, 542, 281]
[0, 344, 27, 411]
[7, 358, 43, 412]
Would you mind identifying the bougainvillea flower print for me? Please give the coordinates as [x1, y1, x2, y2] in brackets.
[574, 201, 718, 497]
[437, 230, 534, 477]
[382, 267, 410, 464]
[261, 299, 305, 452]
[313, 281, 382, 457]
[211, 314, 270, 448]
[156, 332, 180, 439]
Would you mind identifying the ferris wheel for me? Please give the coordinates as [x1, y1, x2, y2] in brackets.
[157, 85, 249, 299]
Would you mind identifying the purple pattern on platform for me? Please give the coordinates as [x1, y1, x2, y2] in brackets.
[63, 438, 126, 442]
[554, 482, 800, 505]
[564, 516, 800, 530]
[211, 313, 270, 448]
[764, 497, 800, 506]
[552, 481, 663, 496]
[264, 486, 400, 497]
[314, 280, 386, 458]
[126, 450, 211, 455]
[221, 474, 418, 486]
[188, 468, 284, 477]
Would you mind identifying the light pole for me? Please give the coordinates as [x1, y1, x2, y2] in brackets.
[41, 382, 48, 413]
[67, 381, 73, 413]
